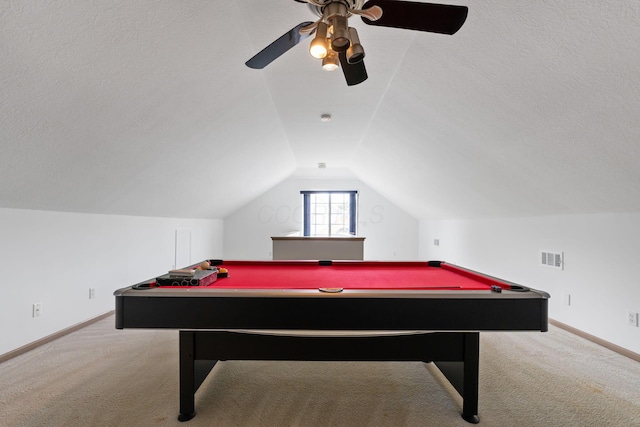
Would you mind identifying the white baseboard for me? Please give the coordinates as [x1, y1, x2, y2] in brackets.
[550, 318, 639, 363]
[0, 311, 114, 363]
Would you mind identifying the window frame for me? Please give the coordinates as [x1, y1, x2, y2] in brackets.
[301, 190, 358, 237]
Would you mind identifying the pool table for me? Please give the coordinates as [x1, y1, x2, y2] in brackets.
[114, 260, 549, 423]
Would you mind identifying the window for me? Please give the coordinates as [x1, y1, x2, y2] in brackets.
[301, 191, 357, 237]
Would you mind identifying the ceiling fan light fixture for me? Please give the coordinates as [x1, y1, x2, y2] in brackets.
[322, 49, 339, 71]
[309, 22, 329, 59]
[322, 2, 350, 52]
[346, 27, 365, 63]
[330, 15, 350, 52]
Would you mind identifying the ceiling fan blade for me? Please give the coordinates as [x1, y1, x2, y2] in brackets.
[339, 52, 368, 86]
[246, 21, 314, 69]
[360, 0, 468, 35]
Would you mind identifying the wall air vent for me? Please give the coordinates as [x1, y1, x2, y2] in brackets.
[541, 251, 564, 270]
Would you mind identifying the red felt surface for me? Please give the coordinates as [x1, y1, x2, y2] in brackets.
[205, 261, 508, 290]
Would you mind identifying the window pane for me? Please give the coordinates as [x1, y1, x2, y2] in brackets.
[312, 203, 329, 215]
[312, 213, 327, 225]
[332, 193, 347, 204]
[312, 224, 329, 236]
[314, 193, 329, 204]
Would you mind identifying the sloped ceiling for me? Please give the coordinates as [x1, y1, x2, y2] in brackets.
[1, 1, 639, 220]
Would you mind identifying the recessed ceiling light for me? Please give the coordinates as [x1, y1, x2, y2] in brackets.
[320, 114, 332, 122]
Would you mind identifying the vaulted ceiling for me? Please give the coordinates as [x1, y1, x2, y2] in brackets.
[2, 1, 639, 220]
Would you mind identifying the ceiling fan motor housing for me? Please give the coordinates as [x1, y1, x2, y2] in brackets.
[306, 0, 364, 19]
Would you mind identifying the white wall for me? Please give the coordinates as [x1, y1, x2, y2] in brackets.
[224, 174, 419, 261]
[0, 208, 222, 356]
[419, 213, 640, 354]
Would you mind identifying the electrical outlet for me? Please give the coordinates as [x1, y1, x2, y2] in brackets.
[434, 239, 440, 246]
[32, 303, 42, 317]
[89, 288, 96, 299]
[628, 311, 639, 327]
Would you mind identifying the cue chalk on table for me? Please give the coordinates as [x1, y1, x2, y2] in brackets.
[491, 285, 502, 293]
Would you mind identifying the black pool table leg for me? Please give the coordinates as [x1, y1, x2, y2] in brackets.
[433, 333, 480, 423]
[179, 331, 196, 421]
[461, 332, 480, 424]
[178, 331, 218, 422]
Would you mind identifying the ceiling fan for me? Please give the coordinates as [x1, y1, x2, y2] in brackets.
[245, 0, 468, 86]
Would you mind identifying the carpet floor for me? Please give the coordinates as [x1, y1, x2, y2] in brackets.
[1, 315, 639, 426]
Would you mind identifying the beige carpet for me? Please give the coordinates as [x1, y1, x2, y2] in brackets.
[1, 316, 639, 427]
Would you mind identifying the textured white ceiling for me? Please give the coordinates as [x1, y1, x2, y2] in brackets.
[1, 0, 639, 219]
